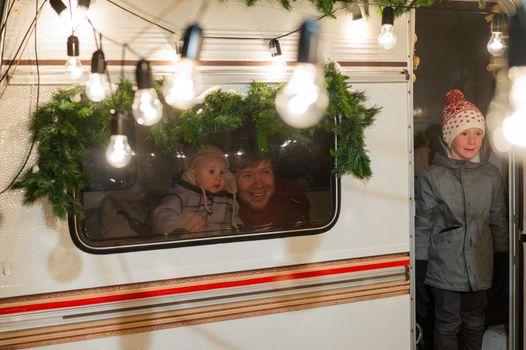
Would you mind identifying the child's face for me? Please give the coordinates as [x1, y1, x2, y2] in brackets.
[450, 127, 484, 161]
[193, 157, 226, 193]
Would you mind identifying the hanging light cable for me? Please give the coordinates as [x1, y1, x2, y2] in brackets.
[132, 59, 163, 126]
[377, 7, 397, 50]
[65, 35, 83, 79]
[85, 49, 111, 102]
[106, 110, 133, 168]
[275, 19, 329, 129]
[487, 13, 507, 57]
[162, 23, 203, 109]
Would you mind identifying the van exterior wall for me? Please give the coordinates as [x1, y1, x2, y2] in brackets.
[33, 296, 411, 350]
[0, 2, 414, 349]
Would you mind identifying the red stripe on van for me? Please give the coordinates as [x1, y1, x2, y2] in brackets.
[0, 259, 409, 315]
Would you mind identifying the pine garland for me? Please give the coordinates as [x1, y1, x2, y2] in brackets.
[242, 0, 442, 17]
[12, 62, 379, 219]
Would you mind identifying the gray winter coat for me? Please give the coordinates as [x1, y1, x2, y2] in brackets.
[153, 181, 242, 237]
[415, 140, 508, 292]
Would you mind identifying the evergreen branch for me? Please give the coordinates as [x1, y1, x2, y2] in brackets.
[13, 62, 379, 219]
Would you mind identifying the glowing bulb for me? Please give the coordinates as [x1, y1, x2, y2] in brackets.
[275, 63, 328, 129]
[487, 32, 505, 56]
[65, 35, 83, 80]
[162, 58, 202, 109]
[378, 24, 397, 50]
[86, 73, 110, 102]
[132, 88, 163, 126]
[105, 135, 132, 168]
[65, 57, 83, 79]
[86, 50, 110, 102]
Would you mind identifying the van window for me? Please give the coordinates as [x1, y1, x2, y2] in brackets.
[70, 121, 338, 253]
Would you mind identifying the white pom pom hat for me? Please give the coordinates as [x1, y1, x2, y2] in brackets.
[441, 89, 486, 148]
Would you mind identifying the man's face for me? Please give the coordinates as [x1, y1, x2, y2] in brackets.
[236, 159, 275, 211]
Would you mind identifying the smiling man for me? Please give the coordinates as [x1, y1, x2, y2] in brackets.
[234, 152, 310, 230]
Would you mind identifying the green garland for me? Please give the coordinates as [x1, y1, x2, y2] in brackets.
[241, 0, 441, 17]
[12, 62, 379, 219]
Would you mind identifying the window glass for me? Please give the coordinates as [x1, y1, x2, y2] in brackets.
[72, 121, 338, 253]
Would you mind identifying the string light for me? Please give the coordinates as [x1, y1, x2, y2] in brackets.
[162, 24, 203, 110]
[65, 35, 83, 79]
[106, 111, 133, 168]
[275, 19, 329, 129]
[377, 7, 397, 50]
[132, 59, 163, 126]
[85, 49, 111, 102]
[487, 13, 507, 57]
[269, 38, 287, 73]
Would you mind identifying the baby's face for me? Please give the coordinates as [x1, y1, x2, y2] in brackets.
[193, 157, 226, 193]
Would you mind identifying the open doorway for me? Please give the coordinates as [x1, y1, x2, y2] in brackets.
[413, 2, 509, 349]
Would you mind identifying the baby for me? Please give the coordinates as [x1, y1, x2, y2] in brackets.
[153, 144, 242, 236]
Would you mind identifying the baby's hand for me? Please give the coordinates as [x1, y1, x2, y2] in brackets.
[181, 212, 206, 233]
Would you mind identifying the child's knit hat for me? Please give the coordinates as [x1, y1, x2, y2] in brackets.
[441, 89, 486, 148]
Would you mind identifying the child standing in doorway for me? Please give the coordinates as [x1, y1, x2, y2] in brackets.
[153, 144, 242, 237]
[415, 89, 508, 350]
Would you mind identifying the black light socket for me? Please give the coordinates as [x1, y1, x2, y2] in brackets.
[382, 7, 394, 26]
[50, 0, 67, 16]
[350, 3, 362, 21]
[135, 60, 153, 90]
[67, 35, 80, 57]
[269, 39, 282, 57]
[90, 50, 106, 74]
[110, 111, 126, 135]
[181, 24, 203, 60]
[297, 19, 320, 64]
[77, 0, 91, 10]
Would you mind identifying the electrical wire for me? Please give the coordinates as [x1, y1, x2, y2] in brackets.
[0, 0, 48, 85]
[0, 0, 16, 38]
[104, 0, 176, 34]
[0, 0, 41, 195]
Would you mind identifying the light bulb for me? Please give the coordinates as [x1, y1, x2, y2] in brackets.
[86, 73, 110, 102]
[162, 58, 202, 109]
[65, 35, 83, 79]
[275, 63, 329, 129]
[378, 24, 397, 50]
[65, 57, 83, 79]
[487, 32, 505, 56]
[105, 135, 132, 168]
[132, 88, 163, 126]
[86, 50, 110, 102]
[502, 111, 526, 147]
